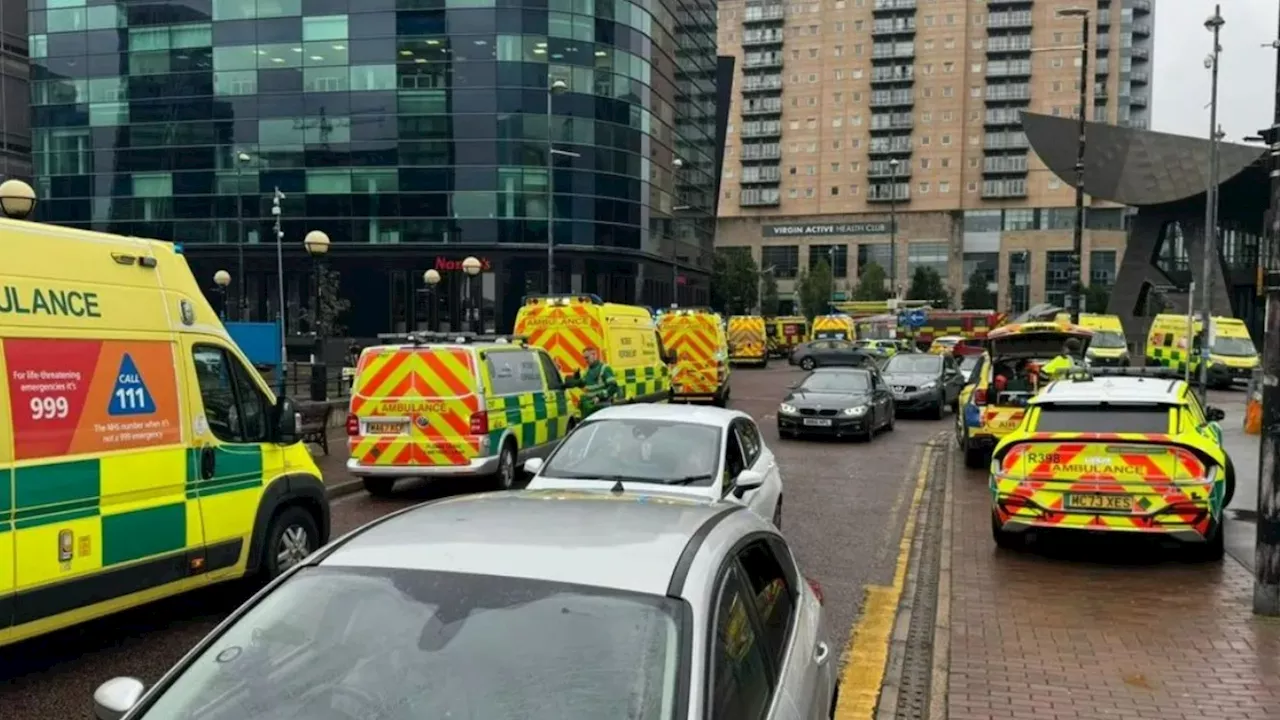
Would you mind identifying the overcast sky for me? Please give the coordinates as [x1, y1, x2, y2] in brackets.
[1153, 0, 1278, 142]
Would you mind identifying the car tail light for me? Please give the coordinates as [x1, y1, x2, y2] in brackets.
[974, 388, 987, 405]
[346, 413, 359, 436]
[806, 577, 824, 605]
[469, 411, 489, 435]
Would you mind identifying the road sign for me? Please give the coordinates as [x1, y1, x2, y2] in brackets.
[904, 309, 927, 329]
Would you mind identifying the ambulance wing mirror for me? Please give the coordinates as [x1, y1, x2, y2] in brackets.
[662, 349, 678, 364]
[1205, 406, 1226, 423]
[93, 677, 146, 720]
[274, 395, 301, 444]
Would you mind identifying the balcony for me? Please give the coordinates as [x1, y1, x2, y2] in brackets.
[741, 29, 785, 47]
[872, 19, 916, 37]
[741, 75, 783, 93]
[867, 161, 910, 179]
[743, 53, 783, 70]
[741, 98, 783, 116]
[988, 0, 1033, 5]
[872, 43, 915, 60]
[984, 84, 1031, 102]
[987, 12, 1032, 29]
[1132, 0, 1151, 14]
[740, 142, 782, 160]
[740, 121, 783, 139]
[984, 108, 1023, 126]
[986, 60, 1032, 78]
[871, 66, 914, 84]
[872, 0, 916, 11]
[1096, 36, 1110, 51]
[1131, 46, 1149, 61]
[740, 165, 781, 184]
[985, 36, 1032, 54]
[984, 132, 1029, 150]
[869, 90, 914, 108]
[867, 183, 910, 202]
[983, 155, 1028, 174]
[982, 179, 1027, 198]
[868, 138, 913, 156]
[1130, 70, 1149, 85]
[870, 113, 913, 132]
[742, 5, 784, 24]
[1095, 60, 1109, 76]
[1130, 93, 1148, 107]
[1132, 23, 1151, 37]
[740, 188, 781, 206]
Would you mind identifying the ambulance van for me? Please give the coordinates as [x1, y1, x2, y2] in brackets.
[1145, 314, 1259, 388]
[658, 307, 731, 406]
[0, 216, 327, 648]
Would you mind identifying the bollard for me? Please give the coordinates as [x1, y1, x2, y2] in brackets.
[1247, 367, 1263, 434]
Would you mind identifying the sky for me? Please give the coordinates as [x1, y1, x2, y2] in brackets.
[1152, 0, 1278, 142]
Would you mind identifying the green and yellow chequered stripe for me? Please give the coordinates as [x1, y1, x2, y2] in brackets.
[1149, 347, 1189, 372]
[622, 365, 670, 400]
[1, 447, 262, 566]
[487, 391, 571, 450]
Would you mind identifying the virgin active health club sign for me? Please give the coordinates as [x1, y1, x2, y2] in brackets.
[762, 222, 893, 237]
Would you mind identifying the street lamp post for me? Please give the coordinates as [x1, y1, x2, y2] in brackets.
[234, 151, 250, 320]
[546, 78, 569, 294]
[0, 178, 37, 220]
[213, 270, 231, 320]
[672, 157, 685, 306]
[1199, 6, 1225, 400]
[888, 158, 900, 299]
[422, 268, 441, 332]
[303, 230, 331, 401]
[1058, 6, 1090, 324]
[462, 256, 482, 333]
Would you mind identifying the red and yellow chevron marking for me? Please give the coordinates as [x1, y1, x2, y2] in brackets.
[992, 436, 1218, 538]
[728, 316, 767, 360]
[348, 347, 481, 467]
[812, 315, 854, 339]
[660, 314, 724, 396]
[515, 303, 606, 375]
[978, 406, 1025, 438]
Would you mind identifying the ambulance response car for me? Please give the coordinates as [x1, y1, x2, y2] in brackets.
[767, 315, 808, 357]
[0, 216, 327, 649]
[727, 315, 769, 367]
[811, 314, 855, 341]
[956, 321, 1092, 469]
[1055, 312, 1129, 366]
[347, 334, 572, 495]
[989, 369, 1233, 560]
[659, 307, 731, 406]
[1145, 313, 1259, 388]
[513, 294, 672, 413]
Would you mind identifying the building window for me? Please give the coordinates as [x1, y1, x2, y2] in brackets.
[857, 243, 894, 277]
[962, 252, 999, 289]
[1090, 250, 1117, 287]
[1008, 250, 1031, 314]
[1039, 208, 1076, 230]
[1045, 250, 1074, 306]
[762, 246, 801, 279]
[907, 242, 949, 279]
[1002, 209, 1035, 231]
[810, 245, 849, 277]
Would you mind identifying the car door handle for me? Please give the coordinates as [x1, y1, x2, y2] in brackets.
[814, 641, 830, 666]
[200, 446, 216, 480]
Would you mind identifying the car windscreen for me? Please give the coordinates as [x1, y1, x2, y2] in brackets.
[885, 355, 942, 373]
[1089, 330, 1126, 349]
[540, 418, 722, 486]
[1211, 336, 1255, 357]
[136, 567, 684, 720]
[1032, 403, 1171, 434]
[958, 357, 980, 375]
[798, 371, 870, 392]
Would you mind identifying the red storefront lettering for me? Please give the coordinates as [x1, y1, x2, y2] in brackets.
[433, 257, 493, 272]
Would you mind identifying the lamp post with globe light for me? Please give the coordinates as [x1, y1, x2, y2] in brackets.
[421, 268, 441, 332]
[0, 178, 37, 220]
[213, 270, 231, 320]
[462, 256, 482, 333]
[304, 230, 331, 400]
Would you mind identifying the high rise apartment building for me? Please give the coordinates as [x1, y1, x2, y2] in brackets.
[0, 0, 31, 182]
[715, 0, 1154, 312]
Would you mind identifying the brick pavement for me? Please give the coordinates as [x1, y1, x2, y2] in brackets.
[945, 460, 1280, 720]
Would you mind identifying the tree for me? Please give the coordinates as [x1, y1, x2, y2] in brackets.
[760, 272, 780, 316]
[305, 265, 351, 338]
[796, 259, 835, 320]
[906, 266, 951, 308]
[1083, 284, 1111, 314]
[710, 248, 759, 314]
[853, 262, 891, 301]
[960, 270, 997, 310]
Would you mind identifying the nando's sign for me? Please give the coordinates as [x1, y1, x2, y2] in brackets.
[434, 256, 493, 272]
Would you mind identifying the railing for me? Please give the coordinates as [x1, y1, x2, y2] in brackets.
[743, 54, 783, 69]
[741, 99, 783, 115]
[1129, 70, 1149, 84]
[742, 75, 784, 92]
[1131, 23, 1151, 36]
[867, 161, 910, 178]
[871, 66, 914, 83]
[869, 91, 914, 107]
[981, 180, 1027, 198]
[741, 122, 783, 138]
[740, 189, 781, 206]
[872, 19, 916, 35]
[1130, 94, 1148, 107]
[983, 155, 1028, 173]
[867, 183, 910, 201]
[986, 61, 1032, 78]
[986, 36, 1032, 53]
[985, 84, 1031, 101]
[872, 0, 916, 10]
[987, 12, 1032, 28]
[1131, 46, 1149, 60]
[872, 44, 915, 59]
[741, 142, 782, 160]
[742, 29, 784, 46]
[742, 6, 785, 23]
[740, 166, 782, 183]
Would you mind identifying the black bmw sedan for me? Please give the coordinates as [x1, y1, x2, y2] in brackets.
[777, 367, 895, 441]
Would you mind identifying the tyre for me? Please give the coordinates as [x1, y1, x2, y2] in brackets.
[885, 406, 895, 432]
[492, 441, 518, 490]
[931, 396, 945, 420]
[363, 477, 396, 497]
[800, 357, 817, 370]
[1224, 457, 1236, 507]
[772, 497, 783, 529]
[991, 512, 1021, 551]
[1187, 523, 1225, 562]
[262, 506, 320, 579]
[964, 442, 989, 470]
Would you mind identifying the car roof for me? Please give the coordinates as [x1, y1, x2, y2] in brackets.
[317, 490, 739, 595]
[588, 402, 747, 426]
[362, 341, 528, 354]
[1034, 375, 1187, 406]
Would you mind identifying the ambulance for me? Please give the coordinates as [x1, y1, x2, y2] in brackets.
[0, 214, 327, 648]
[1145, 313, 1258, 388]
[658, 307, 731, 406]
[766, 316, 808, 357]
[1054, 312, 1129, 366]
[811, 314, 855, 341]
[727, 315, 769, 367]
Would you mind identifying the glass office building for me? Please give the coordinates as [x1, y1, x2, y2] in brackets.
[28, 0, 719, 337]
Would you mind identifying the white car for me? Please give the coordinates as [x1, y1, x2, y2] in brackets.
[525, 404, 785, 527]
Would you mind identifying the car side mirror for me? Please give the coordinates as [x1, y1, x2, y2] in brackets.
[523, 457, 545, 475]
[1205, 406, 1226, 423]
[732, 469, 765, 499]
[274, 395, 300, 444]
[662, 351, 678, 364]
[93, 677, 146, 720]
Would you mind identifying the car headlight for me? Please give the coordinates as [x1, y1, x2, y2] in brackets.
[843, 405, 867, 416]
[779, 403, 797, 414]
[920, 381, 938, 391]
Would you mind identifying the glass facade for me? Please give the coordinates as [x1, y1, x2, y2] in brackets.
[28, 0, 718, 336]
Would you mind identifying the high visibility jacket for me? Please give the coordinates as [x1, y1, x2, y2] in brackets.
[566, 361, 622, 414]
[1041, 354, 1077, 380]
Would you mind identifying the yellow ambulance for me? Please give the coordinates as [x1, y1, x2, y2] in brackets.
[1055, 312, 1130, 366]
[0, 215, 327, 649]
[514, 295, 672, 416]
[1145, 314, 1259, 388]
[658, 307, 731, 406]
[727, 315, 769, 367]
[812, 314, 855, 341]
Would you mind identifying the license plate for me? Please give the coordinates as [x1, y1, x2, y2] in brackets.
[893, 386, 906, 393]
[803, 418, 833, 427]
[365, 421, 407, 435]
[1065, 494, 1132, 511]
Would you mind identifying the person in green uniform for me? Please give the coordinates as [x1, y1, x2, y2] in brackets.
[566, 346, 622, 417]
[1040, 337, 1083, 381]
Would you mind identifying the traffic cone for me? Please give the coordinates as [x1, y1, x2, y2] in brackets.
[1246, 368, 1263, 435]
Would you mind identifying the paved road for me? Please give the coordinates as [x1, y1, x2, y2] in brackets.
[0, 364, 946, 719]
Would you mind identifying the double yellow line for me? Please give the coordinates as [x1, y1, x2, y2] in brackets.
[833, 442, 935, 719]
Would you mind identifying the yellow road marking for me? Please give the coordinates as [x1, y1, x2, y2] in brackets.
[834, 443, 934, 720]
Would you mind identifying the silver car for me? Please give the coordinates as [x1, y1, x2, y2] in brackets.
[92, 490, 838, 720]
